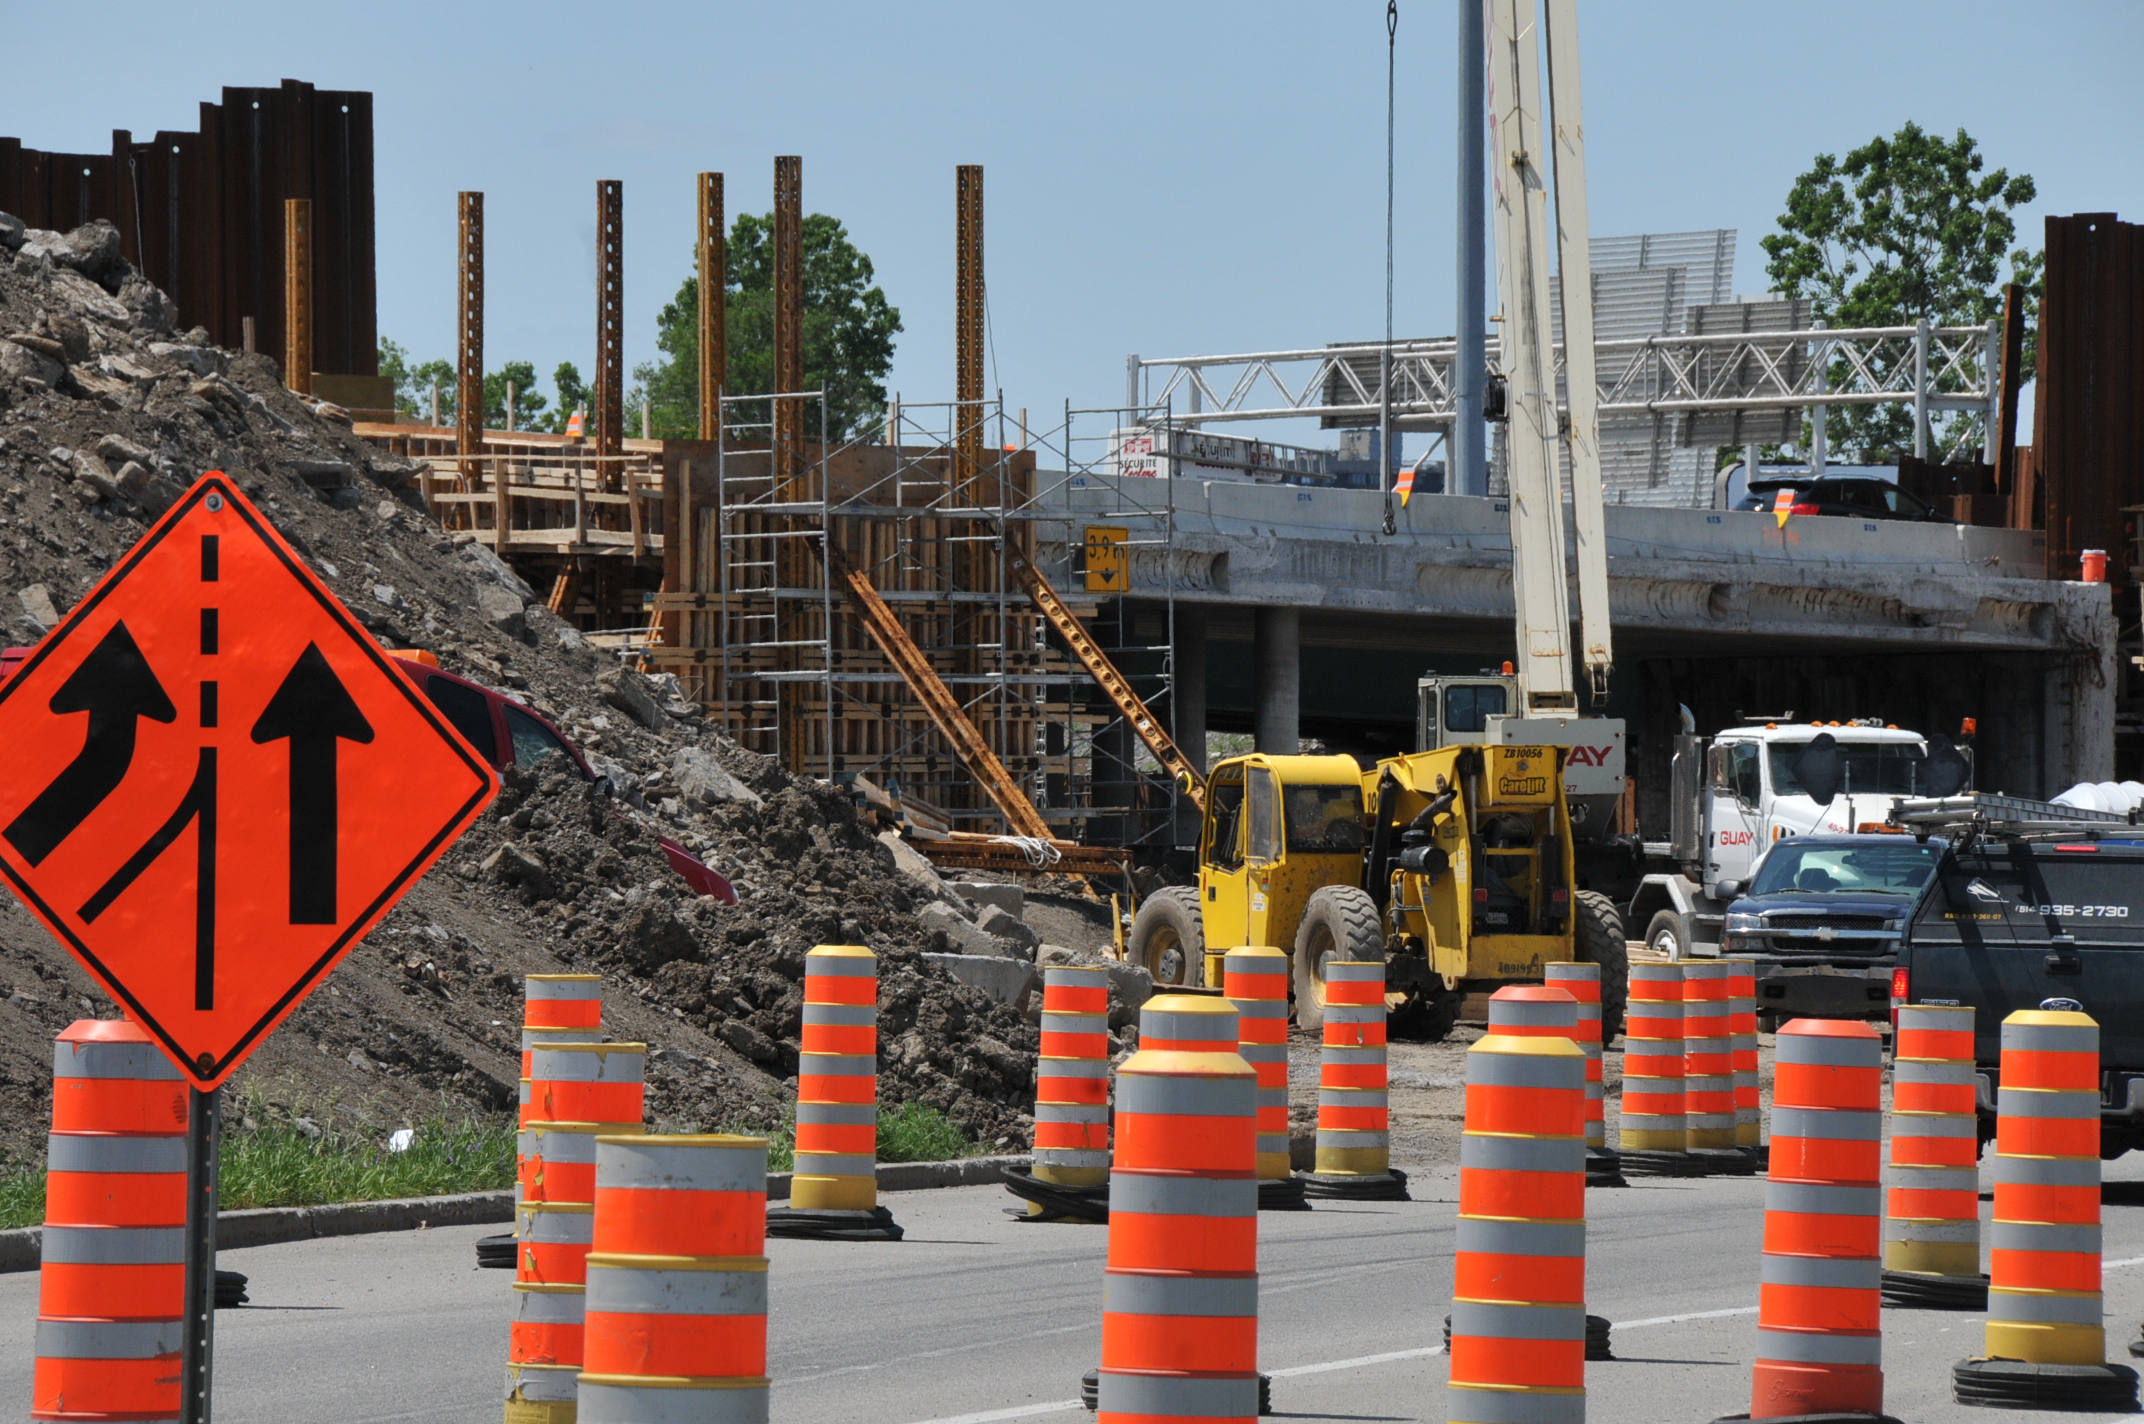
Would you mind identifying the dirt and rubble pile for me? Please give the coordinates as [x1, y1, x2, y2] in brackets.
[0, 217, 1048, 1158]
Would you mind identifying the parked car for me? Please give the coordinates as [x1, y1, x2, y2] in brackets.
[1720, 833, 1943, 1020]
[1735, 476, 1944, 522]
[1899, 832, 2144, 1157]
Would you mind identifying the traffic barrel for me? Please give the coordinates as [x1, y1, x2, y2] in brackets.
[769, 945, 901, 1240]
[1882, 1004, 1986, 1310]
[1952, 1009, 2138, 1411]
[1095, 993, 1260, 1424]
[1618, 962, 1690, 1175]
[521, 1121, 643, 1206]
[1227, 946, 1307, 1210]
[577, 1134, 771, 1424]
[1746, 1019, 1884, 1420]
[1448, 1026, 1587, 1424]
[33, 1021, 188, 1424]
[516, 1201, 597, 1286]
[1006, 965, 1113, 1222]
[1543, 962, 1611, 1169]
[527, 1044, 647, 1129]
[525, 973, 605, 1031]
[1684, 961, 1748, 1173]
[522, 1026, 604, 1079]
[1723, 958, 1762, 1157]
[1300, 959, 1408, 1200]
[505, 1361, 580, 1424]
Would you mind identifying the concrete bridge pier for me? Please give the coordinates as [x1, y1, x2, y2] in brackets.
[1253, 605, 1300, 755]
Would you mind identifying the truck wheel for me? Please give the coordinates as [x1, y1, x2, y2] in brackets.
[1127, 886, 1205, 988]
[1392, 980, 1462, 1043]
[1293, 886, 1385, 1033]
[1575, 890, 1629, 1043]
[1644, 909, 1690, 962]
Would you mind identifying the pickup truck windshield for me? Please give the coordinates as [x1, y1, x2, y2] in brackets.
[1751, 840, 1942, 896]
[1770, 740, 1929, 796]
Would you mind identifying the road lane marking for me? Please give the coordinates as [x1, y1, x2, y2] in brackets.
[902, 1402, 1082, 1424]
[1269, 1344, 1446, 1377]
[1610, 1305, 1761, 1329]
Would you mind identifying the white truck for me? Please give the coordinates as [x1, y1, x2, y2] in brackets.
[1625, 715, 1973, 1017]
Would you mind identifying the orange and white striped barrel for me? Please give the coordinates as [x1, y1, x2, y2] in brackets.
[34, 1021, 188, 1424]
[1486, 984, 1578, 1040]
[1033, 965, 1112, 1196]
[579, 1134, 771, 1423]
[793, 945, 879, 1212]
[1750, 1020, 1884, 1419]
[1449, 1028, 1586, 1424]
[527, 1044, 646, 1129]
[515, 1201, 596, 1286]
[1986, 1009, 2104, 1365]
[522, 1025, 604, 1079]
[1099, 994, 1258, 1424]
[511, 1281, 585, 1370]
[1543, 963, 1605, 1151]
[1885, 1005, 1980, 1282]
[520, 1121, 642, 1206]
[1619, 962, 1685, 1154]
[525, 973, 605, 1031]
[1225, 946, 1292, 1180]
[1723, 958, 1761, 1150]
[1314, 960, 1389, 1177]
[505, 1360, 579, 1424]
[1683, 961, 1735, 1152]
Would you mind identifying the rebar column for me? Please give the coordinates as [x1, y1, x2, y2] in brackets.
[456, 192, 482, 491]
[697, 173, 726, 443]
[283, 198, 312, 396]
[595, 180, 624, 472]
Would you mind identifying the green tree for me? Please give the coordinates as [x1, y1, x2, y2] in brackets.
[1760, 122, 2042, 463]
[630, 211, 901, 441]
[376, 341, 556, 428]
[535, 362, 591, 433]
[484, 359, 548, 429]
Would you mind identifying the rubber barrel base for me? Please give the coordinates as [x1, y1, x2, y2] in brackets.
[1880, 1270, 1989, 1312]
[1258, 1176, 1312, 1212]
[1588, 1147, 1629, 1189]
[765, 1205, 904, 1241]
[1709, 1414, 1903, 1423]
[1687, 1147, 1761, 1176]
[1619, 1150, 1715, 1178]
[214, 1270, 248, 1308]
[476, 1233, 519, 1269]
[2130, 1332, 2144, 1360]
[1951, 1357, 2140, 1411]
[1000, 1168, 1108, 1224]
[1296, 1168, 1410, 1201]
[1081, 1368, 1272, 1414]
[1443, 1313, 1614, 1362]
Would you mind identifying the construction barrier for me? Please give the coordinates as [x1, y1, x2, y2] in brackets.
[1618, 962, 1691, 1175]
[1007, 964, 1113, 1222]
[1723, 958, 1762, 1156]
[579, 1134, 771, 1424]
[1096, 993, 1259, 1424]
[770, 945, 900, 1240]
[1882, 1004, 1986, 1310]
[525, 973, 605, 1030]
[33, 1020, 187, 1424]
[1301, 959, 1408, 1200]
[1683, 962, 1742, 1169]
[516, 1202, 597, 1286]
[521, 1121, 643, 1206]
[1448, 1024, 1586, 1424]
[526, 1044, 647, 1129]
[1543, 961, 1616, 1184]
[1227, 945, 1307, 1210]
[1747, 1019, 1884, 1420]
[1953, 1009, 2138, 1410]
[505, 1361, 580, 1424]
[522, 1026, 605, 1079]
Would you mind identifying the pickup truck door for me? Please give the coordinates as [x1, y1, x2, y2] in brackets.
[1707, 740, 1763, 889]
[1915, 845, 2144, 1069]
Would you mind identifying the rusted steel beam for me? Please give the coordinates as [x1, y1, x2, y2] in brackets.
[697, 172, 725, 442]
[284, 197, 313, 394]
[955, 164, 985, 496]
[456, 191, 483, 494]
[595, 179, 625, 469]
[772, 155, 804, 486]
[1993, 281, 2026, 525]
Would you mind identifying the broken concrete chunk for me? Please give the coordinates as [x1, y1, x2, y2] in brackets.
[1103, 959, 1155, 1028]
[96, 433, 153, 467]
[596, 667, 667, 731]
[475, 583, 528, 641]
[720, 1019, 780, 1064]
[147, 342, 227, 377]
[0, 212, 23, 251]
[290, 457, 357, 489]
[924, 953, 1036, 1010]
[18, 584, 61, 631]
[876, 830, 945, 891]
[975, 902, 1040, 951]
[672, 746, 765, 810]
[952, 880, 1025, 920]
[918, 901, 1020, 960]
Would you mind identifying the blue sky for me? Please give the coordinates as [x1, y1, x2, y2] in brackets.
[7, 1, 2139, 441]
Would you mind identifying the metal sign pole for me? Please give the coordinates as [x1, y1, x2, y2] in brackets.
[178, 1085, 220, 1424]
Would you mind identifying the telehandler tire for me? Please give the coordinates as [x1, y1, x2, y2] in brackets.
[1127, 886, 1206, 988]
[1293, 885, 1385, 1033]
[1576, 890, 1629, 1043]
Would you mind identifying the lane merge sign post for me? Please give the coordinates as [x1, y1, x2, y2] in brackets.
[0, 472, 497, 1084]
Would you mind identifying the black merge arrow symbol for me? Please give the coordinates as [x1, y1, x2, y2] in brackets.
[5, 621, 177, 866]
[251, 643, 374, 924]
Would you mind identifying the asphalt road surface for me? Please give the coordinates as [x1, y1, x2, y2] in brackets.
[5, 1156, 2144, 1424]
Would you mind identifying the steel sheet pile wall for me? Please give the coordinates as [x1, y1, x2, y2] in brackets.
[2035, 213, 2144, 581]
[0, 80, 377, 382]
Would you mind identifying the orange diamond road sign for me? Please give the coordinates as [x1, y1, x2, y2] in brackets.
[0, 474, 498, 1087]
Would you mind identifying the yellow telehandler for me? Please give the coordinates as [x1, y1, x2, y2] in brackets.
[1125, 744, 1626, 1040]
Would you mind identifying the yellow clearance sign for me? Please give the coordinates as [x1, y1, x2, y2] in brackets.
[1084, 526, 1128, 593]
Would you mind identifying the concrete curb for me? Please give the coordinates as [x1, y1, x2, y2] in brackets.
[0, 1156, 1034, 1270]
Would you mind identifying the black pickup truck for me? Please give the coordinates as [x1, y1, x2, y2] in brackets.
[1898, 833, 2144, 1158]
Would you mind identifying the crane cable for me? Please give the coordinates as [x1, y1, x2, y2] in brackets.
[1381, 0, 1399, 537]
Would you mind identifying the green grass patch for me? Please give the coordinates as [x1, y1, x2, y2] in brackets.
[0, 1159, 45, 1232]
[723, 1101, 977, 1174]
